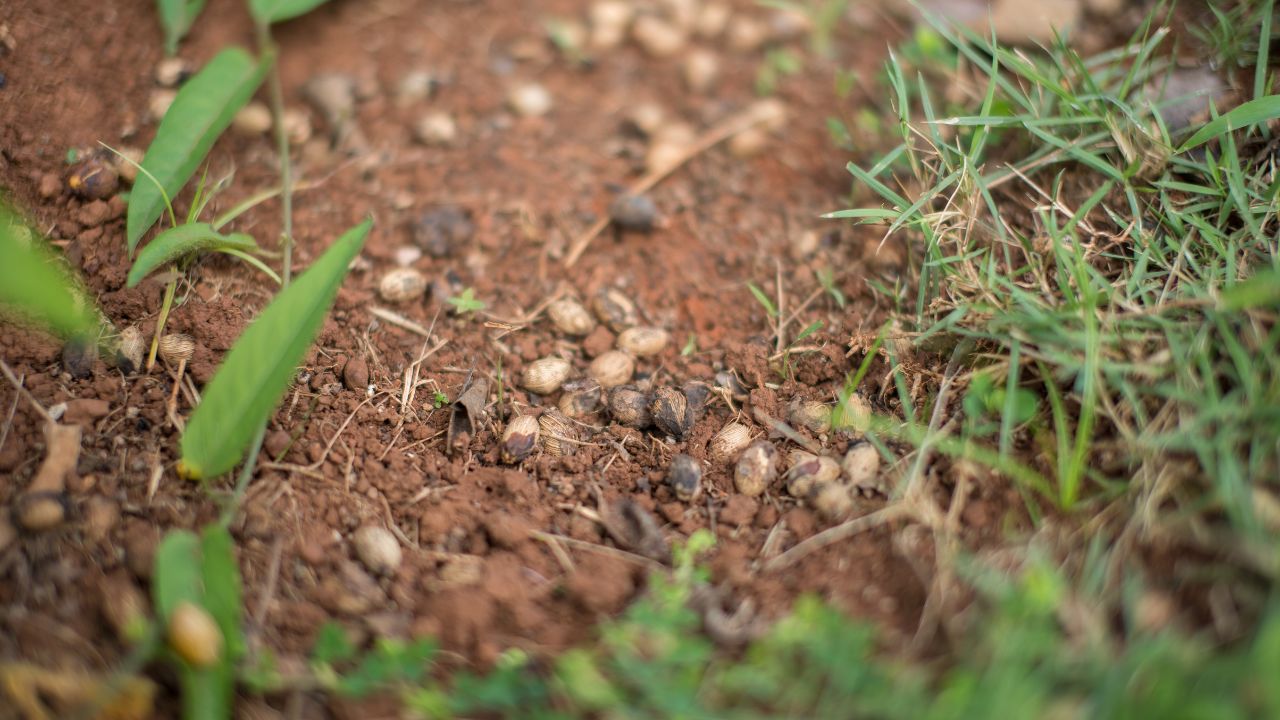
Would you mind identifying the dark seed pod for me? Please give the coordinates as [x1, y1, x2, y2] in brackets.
[681, 380, 712, 415]
[559, 379, 603, 418]
[608, 192, 659, 232]
[501, 414, 540, 463]
[667, 454, 703, 501]
[67, 157, 119, 200]
[649, 386, 692, 439]
[591, 288, 639, 332]
[538, 409, 577, 457]
[62, 335, 96, 379]
[607, 385, 651, 428]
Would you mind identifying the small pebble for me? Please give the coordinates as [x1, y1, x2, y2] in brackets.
[282, 108, 313, 145]
[608, 192, 659, 232]
[353, 525, 402, 575]
[413, 205, 473, 258]
[149, 89, 176, 120]
[632, 15, 687, 57]
[508, 83, 553, 117]
[696, 2, 732, 37]
[626, 102, 666, 137]
[231, 101, 273, 136]
[342, 356, 369, 391]
[413, 111, 458, 146]
[682, 49, 720, 93]
[590, 0, 634, 49]
[396, 70, 437, 106]
[393, 245, 423, 267]
[302, 73, 358, 134]
[154, 57, 191, 87]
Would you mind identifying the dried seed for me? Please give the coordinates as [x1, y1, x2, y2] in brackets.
[632, 15, 686, 57]
[522, 356, 573, 395]
[788, 397, 832, 434]
[626, 102, 665, 137]
[589, 350, 635, 388]
[607, 385, 650, 428]
[617, 326, 669, 357]
[413, 111, 457, 146]
[842, 441, 883, 494]
[834, 392, 872, 432]
[785, 451, 840, 498]
[590, 0, 634, 49]
[353, 525, 401, 576]
[501, 414, 541, 463]
[558, 379, 603, 418]
[508, 83, 553, 117]
[154, 57, 191, 87]
[115, 326, 146, 375]
[591, 288, 639, 332]
[682, 48, 720, 93]
[168, 601, 223, 668]
[231, 101, 273, 136]
[15, 491, 68, 531]
[734, 441, 777, 497]
[378, 267, 428, 303]
[681, 380, 712, 414]
[342, 356, 369, 392]
[649, 386, 692, 439]
[667, 453, 703, 501]
[538, 409, 577, 457]
[810, 481, 855, 521]
[158, 333, 195, 364]
[709, 421, 752, 465]
[547, 297, 597, 336]
[149, 89, 177, 120]
[608, 193, 658, 232]
[67, 157, 119, 200]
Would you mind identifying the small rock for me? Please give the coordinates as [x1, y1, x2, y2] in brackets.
[508, 83, 553, 117]
[38, 172, 61, 199]
[149, 89, 176, 121]
[76, 200, 112, 228]
[719, 495, 758, 527]
[264, 429, 291, 459]
[395, 70, 437, 106]
[413, 111, 458, 146]
[682, 49, 720, 93]
[393, 245, 422, 267]
[1145, 68, 1228, 133]
[590, 0, 634, 49]
[232, 101, 273, 136]
[608, 192, 659, 232]
[632, 15, 686, 57]
[64, 398, 110, 425]
[282, 108, 313, 146]
[696, 2, 732, 38]
[626, 102, 666, 137]
[352, 525, 401, 576]
[412, 205, 473, 258]
[727, 16, 768, 52]
[62, 337, 96, 379]
[154, 57, 191, 87]
[84, 496, 120, 542]
[302, 73, 357, 141]
[342, 356, 369, 391]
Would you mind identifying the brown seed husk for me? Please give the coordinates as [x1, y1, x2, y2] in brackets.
[709, 421, 752, 465]
[617, 326, 670, 357]
[538, 410, 577, 457]
[378, 267, 428, 303]
[785, 451, 840, 498]
[650, 386, 692, 439]
[589, 350, 635, 388]
[558, 379, 603, 418]
[607, 386, 651, 428]
[522, 356, 573, 395]
[547, 297, 597, 336]
[502, 414, 540, 463]
[158, 333, 195, 364]
[842, 441, 883, 494]
[591, 288, 639, 332]
[116, 326, 146, 375]
[734, 441, 777, 496]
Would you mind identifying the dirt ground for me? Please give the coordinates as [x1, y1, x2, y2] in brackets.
[0, 0, 1113, 714]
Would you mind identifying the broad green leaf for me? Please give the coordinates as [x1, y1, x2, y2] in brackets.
[152, 530, 202, 622]
[249, 0, 329, 24]
[1179, 95, 1280, 151]
[0, 207, 98, 339]
[156, 0, 208, 55]
[179, 219, 371, 479]
[127, 222, 258, 288]
[127, 48, 267, 254]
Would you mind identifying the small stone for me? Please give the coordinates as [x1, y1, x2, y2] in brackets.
[282, 108, 313, 145]
[154, 57, 191, 87]
[353, 525, 402, 576]
[396, 70, 437, 106]
[728, 127, 769, 158]
[590, 1, 634, 49]
[508, 83, 553, 117]
[64, 398, 110, 425]
[302, 73, 358, 138]
[990, 0, 1082, 46]
[38, 172, 61, 199]
[84, 496, 120, 542]
[232, 101, 273, 136]
[626, 102, 666, 137]
[342, 356, 369, 391]
[62, 336, 96, 379]
[149, 89, 176, 121]
[727, 16, 768, 52]
[608, 192, 658, 232]
[379, 268, 428, 303]
[632, 15, 686, 57]
[696, 2, 732, 38]
[413, 205, 474, 258]
[264, 429, 291, 459]
[413, 111, 458, 146]
[682, 49, 720, 93]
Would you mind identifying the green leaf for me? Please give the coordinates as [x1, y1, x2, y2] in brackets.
[127, 48, 267, 254]
[446, 287, 486, 314]
[1220, 268, 1280, 311]
[793, 320, 823, 344]
[0, 207, 98, 339]
[179, 219, 371, 479]
[156, 0, 208, 55]
[152, 530, 202, 622]
[311, 621, 356, 665]
[199, 526, 244, 660]
[248, 0, 329, 24]
[1179, 95, 1280, 151]
[127, 222, 258, 288]
[746, 282, 778, 318]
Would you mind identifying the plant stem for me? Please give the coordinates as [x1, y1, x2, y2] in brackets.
[256, 23, 294, 288]
[147, 277, 178, 372]
[220, 419, 268, 528]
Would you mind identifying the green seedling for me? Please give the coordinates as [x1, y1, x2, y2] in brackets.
[446, 288, 486, 315]
[681, 333, 698, 357]
[815, 267, 846, 308]
[156, 0, 209, 55]
[432, 391, 449, 409]
[0, 206, 100, 341]
[756, 47, 803, 96]
[745, 282, 777, 318]
[178, 219, 369, 480]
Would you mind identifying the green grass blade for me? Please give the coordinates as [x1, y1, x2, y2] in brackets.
[216, 247, 282, 286]
[248, 0, 329, 24]
[746, 282, 778, 317]
[156, 0, 207, 55]
[0, 206, 98, 339]
[152, 530, 202, 622]
[127, 223, 259, 288]
[178, 218, 371, 479]
[1179, 95, 1280, 151]
[127, 48, 267, 253]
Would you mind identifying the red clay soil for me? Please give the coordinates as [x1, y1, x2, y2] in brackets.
[0, 0, 1029, 712]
